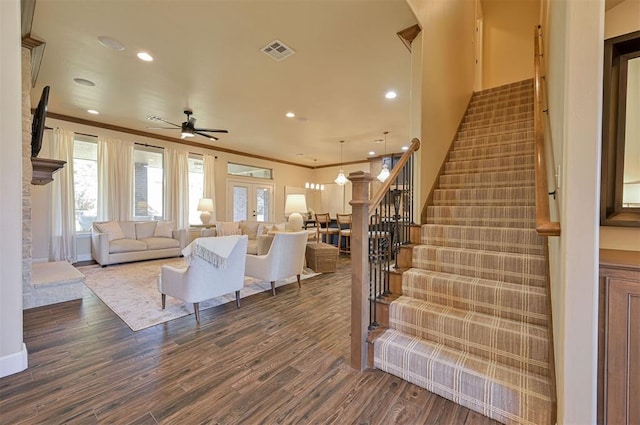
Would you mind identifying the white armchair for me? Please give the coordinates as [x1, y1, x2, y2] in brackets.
[245, 231, 309, 296]
[158, 235, 248, 322]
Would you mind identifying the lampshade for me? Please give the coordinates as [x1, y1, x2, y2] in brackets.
[335, 170, 348, 186]
[197, 198, 214, 225]
[197, 198, 214, 211]
[285, 194, 307, 231]
[377, 163, 390, 182]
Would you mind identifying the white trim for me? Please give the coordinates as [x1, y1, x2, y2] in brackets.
[76, 253, 93, 262]
[0, 343, 28, 378]
[32, 257, 49, 264]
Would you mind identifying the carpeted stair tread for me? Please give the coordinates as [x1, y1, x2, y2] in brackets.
[444, 155, 535, 175]
[401, 268, 549, 326]
[454, 130, 534, 150]
[388, 296, 550, 375]
[425, 206, 536, 228]
[433, 187, 535, 206]
[439, 170, 535, 189]
[463, 104, 534, 123]
[467, 97, 535, 115]
[457, 120, 533, 140]
[460, 112, 534, 131]
[374, 329, 553, 425]
[471, 86, 533, 102]
[421, 224, 544, 255]
[412, 245, 546, 287]
[449, 142, 535, 162]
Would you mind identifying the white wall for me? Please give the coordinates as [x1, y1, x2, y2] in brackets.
[406, 0, 476, 219]
[482, 0, 540, 89]
[544, 0, 604, 423]
[0, 0, 28, 377]
[600, 0, 640, 252]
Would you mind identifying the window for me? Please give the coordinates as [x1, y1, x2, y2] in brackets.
[73, 139, 98, 232]
[227, 162, 273, 179]
[134, 147, 164, 220]
[188, 154, 204, 225]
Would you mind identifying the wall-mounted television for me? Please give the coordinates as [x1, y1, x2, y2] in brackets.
[31, 85, 50, 158]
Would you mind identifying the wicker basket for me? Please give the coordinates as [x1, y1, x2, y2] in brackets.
[305, 242, 338, 273]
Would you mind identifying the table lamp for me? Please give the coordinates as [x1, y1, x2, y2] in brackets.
[197, 198, 214, 225]
[284, 194, 307, 231]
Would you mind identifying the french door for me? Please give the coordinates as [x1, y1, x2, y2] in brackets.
[226, 179, 274, 222]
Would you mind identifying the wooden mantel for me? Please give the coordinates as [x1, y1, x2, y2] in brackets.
[31, 157, 66, 185]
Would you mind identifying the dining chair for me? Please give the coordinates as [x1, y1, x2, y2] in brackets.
[336, 213, 352, 254]
[315, 213, 339, 246]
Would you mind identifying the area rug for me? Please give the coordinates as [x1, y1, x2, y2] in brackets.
[79, 258, 319, 331]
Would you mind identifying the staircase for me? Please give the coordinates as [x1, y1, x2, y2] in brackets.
[373, 80, 554, 425]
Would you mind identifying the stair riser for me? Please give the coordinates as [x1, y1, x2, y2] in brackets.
[402, 270, 549, 326]
[457, 120, 533, 140]
[464, 104, 534, 122]
[432, 187, 535, 207]
[425, 206, 536, 229]
[439, 170, 535, 189]
[460, 112, 534, 131]
[449, 143, 534, 162]
[467, 97, 534, 115]
[421, 225, 544, 255]
[444, 155, 534, 175]
[374, 330, 553, 425]
[454, 130, 534, 150]
[388, 299, 550, 374]
[412, 246, 547, 287]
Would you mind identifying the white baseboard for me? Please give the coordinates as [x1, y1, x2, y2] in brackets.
[0, 343, 28, 378]
[32, 257, 49, 264]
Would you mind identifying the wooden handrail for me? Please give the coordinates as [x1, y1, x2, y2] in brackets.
[534, 26, 561, 236]
[368, 138, 420, 216]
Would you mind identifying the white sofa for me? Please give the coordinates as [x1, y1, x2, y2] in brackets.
[91, 220, 187, 266]
[202, 220, 316, 255]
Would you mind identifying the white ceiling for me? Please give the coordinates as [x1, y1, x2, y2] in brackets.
[30, 0, 418, 167]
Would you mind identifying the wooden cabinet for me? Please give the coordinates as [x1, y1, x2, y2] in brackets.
[599, 249, 640, 425]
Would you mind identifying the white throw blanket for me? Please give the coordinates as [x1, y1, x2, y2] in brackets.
[182, 235, 243, 269]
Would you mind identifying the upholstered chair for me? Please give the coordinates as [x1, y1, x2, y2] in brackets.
[244, 231, 309, 296]
[336, 213, 352, 254]
[158, 235, 248, 322]
[314, 213, 339, 246]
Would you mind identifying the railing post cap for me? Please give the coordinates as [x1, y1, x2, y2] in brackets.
[348, 171, 374, 182]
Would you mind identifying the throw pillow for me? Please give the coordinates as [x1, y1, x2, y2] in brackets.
[154, 220, 175, 238]
[94, 221, 125, 241]
[239, 220, 261, 240]
[135, 221, 157, 239]
[216, 221, 241, 236]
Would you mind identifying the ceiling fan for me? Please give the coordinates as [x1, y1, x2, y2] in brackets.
[147, 108, 228, 140]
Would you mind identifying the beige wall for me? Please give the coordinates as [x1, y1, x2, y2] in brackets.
[600, 0, 640, 252]
[407, 0, 476, 221]
[0, 0, 28, 377]
[543, 0, 604, 423]
[482, 0, 540, 89]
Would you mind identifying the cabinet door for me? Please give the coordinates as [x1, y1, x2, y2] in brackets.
[606, 277, 640, 425]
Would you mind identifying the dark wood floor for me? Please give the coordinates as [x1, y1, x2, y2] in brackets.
[1, 256, 500, 425]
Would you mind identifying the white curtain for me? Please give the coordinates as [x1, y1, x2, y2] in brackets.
[165, 147, 190, 229]
[97, 137, 133, 221]
[203, 153, 217, 222]
[49, 128, 77, 263]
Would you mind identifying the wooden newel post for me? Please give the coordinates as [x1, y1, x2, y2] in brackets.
[348, 171, 373, 371]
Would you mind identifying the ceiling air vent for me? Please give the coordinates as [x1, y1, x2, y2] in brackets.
[261, 40, 296, 61]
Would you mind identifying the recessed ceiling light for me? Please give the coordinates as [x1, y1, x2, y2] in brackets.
[401, 146, 409, 151]
[73, 77, 95, 87]
[87, 109, 99, 115]
[97, 36, 125, 51]
[369, 151, 375, 156]
[286, 112, 295, 118]
[385, 91, 397, 99]
[137, 52, 153, 62]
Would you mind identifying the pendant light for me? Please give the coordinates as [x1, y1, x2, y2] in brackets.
[377, 131, 390, 182]
[334, 140, 348, 186]
[305, 159, 325, 190]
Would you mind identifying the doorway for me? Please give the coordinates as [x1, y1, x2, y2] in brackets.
[226, 179, 274, 222]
